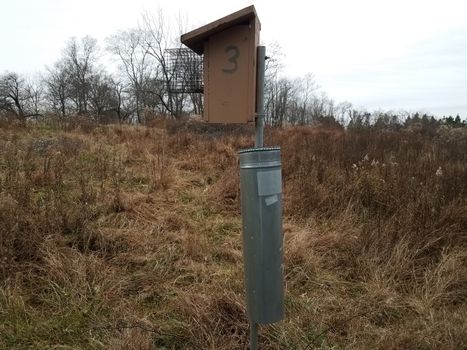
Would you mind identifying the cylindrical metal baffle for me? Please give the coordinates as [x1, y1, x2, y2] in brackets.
[239, 147, 284, 325]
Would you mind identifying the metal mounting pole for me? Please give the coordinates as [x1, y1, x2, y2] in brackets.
[249, 45, 266, 350]
[255, 46, 266, 148]
[250, 321, 258, 350]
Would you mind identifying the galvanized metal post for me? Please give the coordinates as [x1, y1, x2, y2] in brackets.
[252, 45, 265, 350]
[250, 322, 258, 350]
[255, 46, 266, 148]
[239, 147, 284, 350]
[250, 45, 266, 350]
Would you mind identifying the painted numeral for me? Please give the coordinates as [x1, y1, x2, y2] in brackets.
[222, 45, 239, 74]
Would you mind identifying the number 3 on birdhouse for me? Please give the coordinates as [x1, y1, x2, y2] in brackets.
[222, 45, 239, 74]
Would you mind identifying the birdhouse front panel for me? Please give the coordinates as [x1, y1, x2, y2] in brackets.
[203, 24, 257, 123]
[181, 5, 260, 124]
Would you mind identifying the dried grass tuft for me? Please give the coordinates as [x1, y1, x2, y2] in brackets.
[1, 121, 466, 349]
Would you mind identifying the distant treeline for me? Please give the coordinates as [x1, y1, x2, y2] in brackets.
[0, 12, 466, 128]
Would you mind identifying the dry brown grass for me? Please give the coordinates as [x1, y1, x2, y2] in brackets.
[1, 120, 466, 349]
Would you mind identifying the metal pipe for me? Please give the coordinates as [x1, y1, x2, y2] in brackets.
[250, 45, 267, 350]
[255, 46, 266, 148]
[250, 321, 258, 350]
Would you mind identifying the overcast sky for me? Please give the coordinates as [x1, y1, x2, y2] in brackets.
[1, 0, 466, 117]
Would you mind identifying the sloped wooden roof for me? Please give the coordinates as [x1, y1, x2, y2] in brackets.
[181, 5, 260, 55]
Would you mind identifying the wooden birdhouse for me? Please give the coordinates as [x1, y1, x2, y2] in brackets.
[181, 6, 260, 123]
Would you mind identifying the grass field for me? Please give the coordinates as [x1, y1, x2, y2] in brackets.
[1, 120, 466, 349]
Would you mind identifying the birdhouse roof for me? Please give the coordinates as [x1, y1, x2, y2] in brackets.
[181, 5, 260, 55]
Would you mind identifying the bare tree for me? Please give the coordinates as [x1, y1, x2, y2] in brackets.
[106, 28, 153, 123]
[264, 42, 286, 126]
[25, 75, 45, 117]
[308, 92, 333, 122]
[62, 36, 99, 115]
[44, 61, 69, 118]
[265, 41, 284, 83]
[0, 72, 31, 119]
[111, 79, 134, 124]
[88, 72, 115, 120]
[266, 77, 293, 127]
[335, 101, 353, 125]
[107, 10, 199, 120]
[140, 9, 188, 118]
[294, 73, 318, 125]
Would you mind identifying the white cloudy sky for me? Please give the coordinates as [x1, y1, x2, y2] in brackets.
[1, 0, 466, 117]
